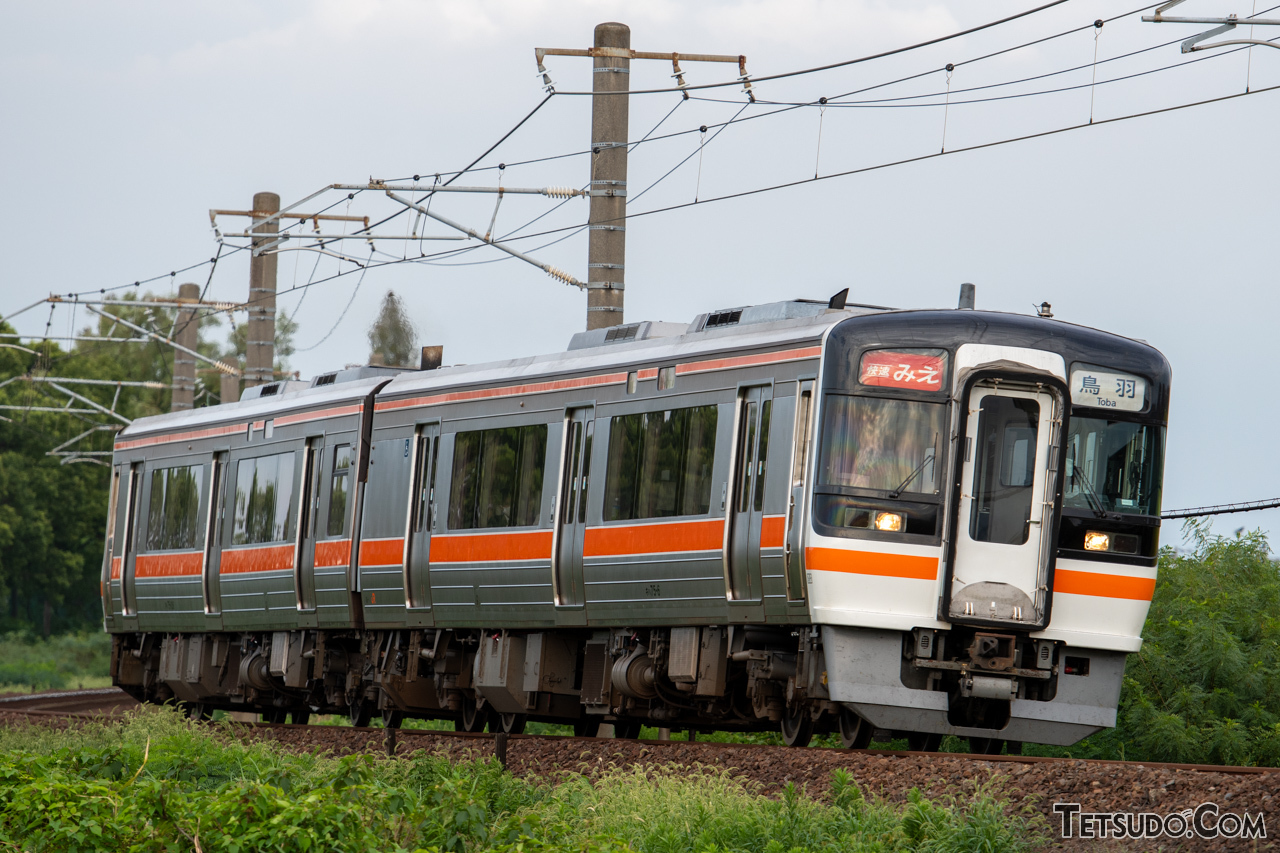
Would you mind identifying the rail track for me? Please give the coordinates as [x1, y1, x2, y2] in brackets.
[2, 687, 1276, 780]
[0, 687, 140, 718]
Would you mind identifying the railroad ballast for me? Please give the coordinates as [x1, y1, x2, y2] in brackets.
[103, 289, 1170, 751]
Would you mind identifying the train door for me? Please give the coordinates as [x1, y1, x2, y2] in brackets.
[101, 465, 123, 619]
[293, 437, 323, 612]
[784, 379, 815, 602]
[404, 423, 439, 611]
[552, 407, 593, 611]
[726, 386, 772, 605]
[120, 462, 142, 617]
[202, 451, 227, 615]
[950, 384, 1061, 627]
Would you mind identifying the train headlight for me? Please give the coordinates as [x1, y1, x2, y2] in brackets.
[874, 511, 904, 532]
[1083, 531, 1110, 551]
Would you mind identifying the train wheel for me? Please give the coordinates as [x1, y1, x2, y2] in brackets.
[185, 702, 211, 721]
[290, 710, 311, 725]
[613, 720, 642, 739]
[780, 708, 813, 748]
[1005, 740, 1024, 755]
[968, 737, 1005, 755]
[348, 700, 373, 728]
[573, 718, 601, 737]
[262, 709, 288, 724]
[382, 709, 405, 730]
[839, 707, 873, 749]
[907, 732, 943, 752]
[494, 713, 526, 735]
[457, 697, 487, 733]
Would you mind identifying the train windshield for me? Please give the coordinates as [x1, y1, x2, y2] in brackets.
[818, 395, 945, 494]
[1064, 418, 1163, 517]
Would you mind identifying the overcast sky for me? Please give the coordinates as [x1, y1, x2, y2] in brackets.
[3, 1, 1278, 546]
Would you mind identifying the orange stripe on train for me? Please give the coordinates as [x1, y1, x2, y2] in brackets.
[806, 547, 938, 581]
[760, 516, 786, 549]
[584, 519, 724, 557]
[135, 551, 203, 578]
[430, 530, 553, 563]
[676, 345, 822, 376]
[315, 538, 352, 568]
[1054, 568, 1155, 601]
[220, 544, 294, 574]
[359, 538, 405, 566]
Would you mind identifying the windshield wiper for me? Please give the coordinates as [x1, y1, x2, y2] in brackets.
[889, 435, 937, 499]
[1070, 462, 1109, 519]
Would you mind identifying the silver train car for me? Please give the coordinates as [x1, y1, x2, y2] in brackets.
[102, 292, 1170, 751]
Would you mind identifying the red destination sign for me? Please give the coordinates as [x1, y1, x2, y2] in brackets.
[859, 350, 946, 390]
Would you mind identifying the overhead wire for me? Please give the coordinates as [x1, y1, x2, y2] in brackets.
[545, 0, 1077, 96]
[15, 4, 1271, 337]
[1, 3, 1174, 326]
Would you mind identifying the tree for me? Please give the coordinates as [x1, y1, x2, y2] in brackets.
[366, 291, 418, 368]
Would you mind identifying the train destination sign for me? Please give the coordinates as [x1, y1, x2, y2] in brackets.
[1070, 367, 1146, 412]
[859, 349, 948, 390]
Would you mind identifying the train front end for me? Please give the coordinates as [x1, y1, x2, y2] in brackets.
[807, 310, 1170, 747]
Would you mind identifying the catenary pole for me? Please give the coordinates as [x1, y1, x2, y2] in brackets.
[245, 191, 279, 387]
[587, 23, 631, 330]
[171, 283, 200, 411]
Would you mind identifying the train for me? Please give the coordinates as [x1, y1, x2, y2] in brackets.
[102, 286, 1170, 752]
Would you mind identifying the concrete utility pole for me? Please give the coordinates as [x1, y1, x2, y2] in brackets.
[587, 23, 630, 330]
[537, 27, 748, 330]
[171, 283, 200, 412]
[245, 191, 279, 387]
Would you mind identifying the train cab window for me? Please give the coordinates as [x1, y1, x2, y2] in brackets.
[813, 395, 945, 538]
[1064, 418, 1164, 516]
[603, 404, 718, 521]
[326, 445, 353, 536]
[145, 464, 204, 551]
[231, 452, 296, 545]
[447, 424, 547, 529]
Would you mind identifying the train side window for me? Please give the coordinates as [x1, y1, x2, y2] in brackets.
[145, 464, 205, 551]
[232, 452, 296, 545]
[447, 424, 548, 530]
[326, 445, 353, 536]
[602, 404, 718, 521]
[753, 400, 772, 512]
[791, 383, 813, 489]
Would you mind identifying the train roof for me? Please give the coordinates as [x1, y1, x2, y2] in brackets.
[115, 296, 1169, 442]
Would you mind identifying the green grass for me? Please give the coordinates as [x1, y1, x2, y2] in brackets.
[0, 631, 111, 693]
[0, 707, 1047, 852]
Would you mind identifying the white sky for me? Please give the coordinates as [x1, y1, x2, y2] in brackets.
[3, 1, 1278, 547]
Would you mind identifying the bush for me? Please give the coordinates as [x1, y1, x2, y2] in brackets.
[0, 631, 111, 691]
[0, 707, 1047, 853]
[1035, 521, 1280, 766]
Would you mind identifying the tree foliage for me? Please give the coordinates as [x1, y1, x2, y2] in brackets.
[366, 290, 418, 368]
[0, 293, 293, 634]
[1049, 521, 1280, 766]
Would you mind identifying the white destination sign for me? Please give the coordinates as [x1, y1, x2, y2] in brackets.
[1070, 367, 1146, 412]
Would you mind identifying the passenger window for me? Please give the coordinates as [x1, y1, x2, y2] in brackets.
[791, 383, 813, 489]
[327, 445, 352, 536]
[447, 424, 548, 529]
[754, 400, 771, 512]
[579, 420, 594, 525]
[602, 404, 719, 521]
[232, 452, 296, 545]
[145, 464, 204, 551]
